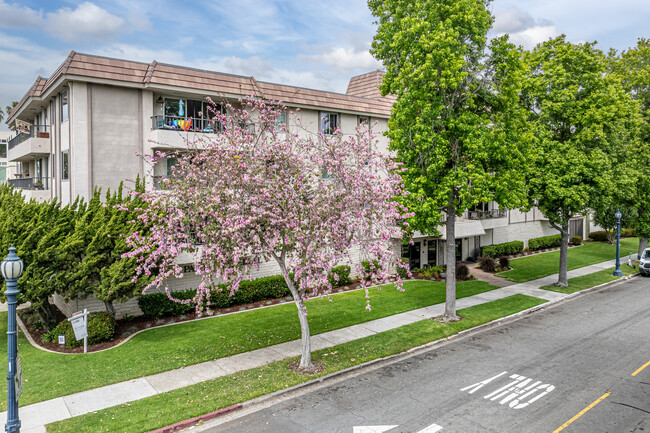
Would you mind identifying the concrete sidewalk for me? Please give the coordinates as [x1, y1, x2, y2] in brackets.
[0, 258, 631, 432]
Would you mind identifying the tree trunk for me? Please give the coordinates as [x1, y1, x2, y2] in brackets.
[37, 297, 56, 329]
[276, 257, 313, 370]
[103, 300, 116, 320]
[442, 193, 459, 322]
[638, 237, 648, 260]
[556, 225, 570, 287]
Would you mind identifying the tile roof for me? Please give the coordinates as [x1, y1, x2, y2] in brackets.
[346, 70, 397, 108]
[7, 51, 395, 125]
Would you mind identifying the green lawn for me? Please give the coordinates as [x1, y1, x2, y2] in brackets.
[46, 294, 546, 433]
[1, 279, 498, 410]
[497, 238, 639, 283]
[540, 263, 639, 294]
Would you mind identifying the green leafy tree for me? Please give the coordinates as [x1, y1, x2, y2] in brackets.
[19, 201, 78, 327]
[84, 179, 150, 319]
[591, 198, 634, 243]
[369, 0, 532, 320]
[608, 38, 650, 257]
[522, 36, 642, 286]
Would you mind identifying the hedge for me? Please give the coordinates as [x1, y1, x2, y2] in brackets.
[589, 229, 635, 242]
[138, 275, 294, 318]
[43, 312, 116, 349]
[328, 265, 352, 288]
[588, 231, 609, 242]
[137, 289, 196, 319]
[481, 241, 524, 258]
[211, 275, 291, 307]
[528, 234, 562, 251]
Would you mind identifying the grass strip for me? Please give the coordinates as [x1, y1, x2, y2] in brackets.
[46, 294, 546, 433]
[540, 264, 638, 294]
[1, 280, 497, 409]
[497, 238, 638, 283]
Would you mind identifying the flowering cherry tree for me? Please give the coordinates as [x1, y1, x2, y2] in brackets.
[126, 98, 409, 370]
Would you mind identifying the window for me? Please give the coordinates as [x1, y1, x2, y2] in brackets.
[0, 139, 6, 159]
[61, 89, 69, 123]
[61, 150, 69, 180]
[320, 112, 339, 135]
[166, 156, 178, 178]
[275, 111, 287, 129]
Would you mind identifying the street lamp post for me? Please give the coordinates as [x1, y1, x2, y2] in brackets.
[2, 246, 23, 433]
[613, 209, 623, 277]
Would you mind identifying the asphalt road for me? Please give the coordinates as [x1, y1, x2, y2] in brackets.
[200, 276, 650, 433]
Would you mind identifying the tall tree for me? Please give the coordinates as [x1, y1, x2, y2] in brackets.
[522, 36, 642, 286]
[608, 38, 650, 257]
[126, 98, 408, 371]
[369, 0, 531, 320]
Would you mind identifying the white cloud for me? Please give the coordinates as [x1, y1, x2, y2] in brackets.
[304, 47, 381, 72]
[491, 7, 559, 50]
[493, 8, 536, 33]
[0, 1, 42, 28]
[501, 25, 559, 51]
[45, 2, 126, 43]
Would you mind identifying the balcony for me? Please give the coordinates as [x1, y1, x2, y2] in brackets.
[8, 176, 51, 202]
[466, 209, 507, 220]
[8, 176, 49, 190]
[149, 115, 224, 150]
[466, 209, 508, 230]
[7, 125, 51, 162]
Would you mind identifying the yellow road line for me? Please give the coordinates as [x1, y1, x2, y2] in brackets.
[631, 360, 650, 377]
[552, 392, 611, 433]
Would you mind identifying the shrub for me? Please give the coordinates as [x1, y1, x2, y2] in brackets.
[481, 241, 524, 258]
[621, 228, 635, 237]
[43, 312, 116, 349]
[571, 235, 582, 246]
[588, 231, 609, 242]
[498, 256, 510, 269]
[456, 264, 470, 281]
[396, 258, 409, 279]
[431, 265, 444, 277]
[528, 234, 562, 251]
[479, 256, 497, 272]
[361, 260, 380, 281]
[328, 265, 352, 288]
[137, 289, 196, 319]
[212, 275, 292, 307]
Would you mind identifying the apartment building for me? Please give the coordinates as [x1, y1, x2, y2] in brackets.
[0, 131, 18, 183]
[5, 51, 590, 317]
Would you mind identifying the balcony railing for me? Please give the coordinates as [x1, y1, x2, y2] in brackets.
[8, 177, 49, 190]
[151, 116, 223, 133]
[8, 125, 50, 150]
[466, 209, 507, 220]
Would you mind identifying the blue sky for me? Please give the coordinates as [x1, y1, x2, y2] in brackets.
[1, 0, 649, 131]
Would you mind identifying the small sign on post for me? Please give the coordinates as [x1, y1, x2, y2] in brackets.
[68, 309, 89, 353]
[58, 334, 65, 345]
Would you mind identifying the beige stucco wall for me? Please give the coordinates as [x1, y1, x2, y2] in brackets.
[90, 84, 144, 195]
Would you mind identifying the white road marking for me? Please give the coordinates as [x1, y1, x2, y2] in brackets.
[416, 421, 444, 432]
[460, 371, 508, 394]
[353, 426, 398, 433]
[462, 372, 555, 409]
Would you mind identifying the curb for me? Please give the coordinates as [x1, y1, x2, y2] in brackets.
[147, 404, 242, 433]
[181, 273, 638, 432]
